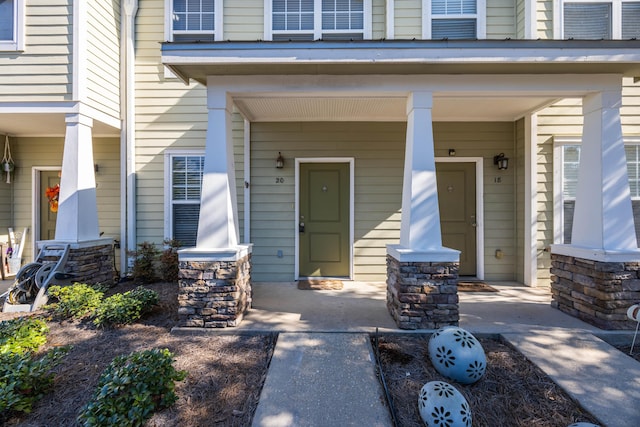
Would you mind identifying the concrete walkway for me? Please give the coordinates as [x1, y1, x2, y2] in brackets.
[243, 282, 640, 427]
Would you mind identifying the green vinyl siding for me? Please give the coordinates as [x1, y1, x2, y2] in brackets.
[372, 0, 386, 38]
[0, 0, 72, 101]
[395, 0, 422, 39]
[515, 117, 525, 283]
[86, 0, 121, 119]
[537, 0, 553, 39]
[487, 0, 517, 39]
[515, 0, 525, 38]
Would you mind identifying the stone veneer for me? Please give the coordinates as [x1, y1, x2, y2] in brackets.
[178, 254, 251, 328]
[38, 241, 117, 286]
[550, 253, 640, 329]
[386, 255, 459, 329]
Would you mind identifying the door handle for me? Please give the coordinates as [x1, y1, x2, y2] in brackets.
[299, 222, 305, 233]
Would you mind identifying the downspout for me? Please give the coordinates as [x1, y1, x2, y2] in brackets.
[120, 0, 139, 276]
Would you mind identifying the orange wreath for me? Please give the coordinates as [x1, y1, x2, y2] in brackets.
[45, 184, 60, 213]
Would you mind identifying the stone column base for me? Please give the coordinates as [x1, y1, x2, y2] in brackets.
[178, 247, 252, 328]
[38, 239, 117, 286]
[551, 253, 640, 329]
[386, 255, 459, 330]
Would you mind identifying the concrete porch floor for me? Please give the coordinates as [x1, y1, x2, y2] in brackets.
[239, 281, 604, 334]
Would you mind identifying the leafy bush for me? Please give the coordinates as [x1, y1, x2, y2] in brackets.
[159, 239, 181, 283]
[129, 242, 160, 284]
[0, 347, 70, 418]
[92, 287, 159, 327]
[0, 318, 49, 355]
[77, 348, 187, 427]
[47, 284, 105, 319]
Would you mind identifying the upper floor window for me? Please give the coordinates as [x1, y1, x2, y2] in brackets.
[166, 0, 222, 42]
[0, 0, 24, 51]
[558, 0, 640, 39]
[423, 0, 486, 39]
[267, 0, 371, 41]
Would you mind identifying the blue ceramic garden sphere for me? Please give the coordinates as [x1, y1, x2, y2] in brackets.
[428, 326, 486, 385]
[418, 381, 472, 427]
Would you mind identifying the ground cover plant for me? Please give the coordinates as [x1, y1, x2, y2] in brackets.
[1, 282, 276, 426]
[373, 333, 601, 427]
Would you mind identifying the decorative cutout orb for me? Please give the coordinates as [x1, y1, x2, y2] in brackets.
[567, 423, 600, 427]
[418, 381, 472, 427]
[428, 326, 486, 384]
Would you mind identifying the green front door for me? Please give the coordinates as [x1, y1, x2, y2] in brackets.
[40, 170, 60, 240]
[299, 163, 350, 278]
[436, 162, 477, 276]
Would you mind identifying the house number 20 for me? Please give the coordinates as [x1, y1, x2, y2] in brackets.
[276, 177, 284, 183]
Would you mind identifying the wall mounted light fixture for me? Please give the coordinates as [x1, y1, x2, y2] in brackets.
[493, 153, 508, 170]
[448, 149, 456, 157]
[276, 152, 284, 169]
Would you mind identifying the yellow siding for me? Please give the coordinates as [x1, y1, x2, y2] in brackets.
[86, 0, 121, 119]
[395, 0, 422, 39]
[6, 137, 119, 264]
[0, 0, 72, 101]
[372, 0, 386, 39]
[537, 0, 553, 39]
[224, 0, 264, 40]
[487, 0, 516, 39]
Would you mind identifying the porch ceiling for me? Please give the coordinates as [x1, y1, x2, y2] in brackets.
[233, 95, 556, 122]
[0, 113, 119, 137]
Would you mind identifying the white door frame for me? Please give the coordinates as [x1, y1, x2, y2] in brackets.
[295, 157, 355, 280]
[31, 166, 62, 257]
[435, 157, 485, 280]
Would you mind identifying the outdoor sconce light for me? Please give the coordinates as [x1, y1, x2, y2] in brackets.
[448, 149, 456, 157]
[493, 153, 509, 170]
[276, 152, 284, 169]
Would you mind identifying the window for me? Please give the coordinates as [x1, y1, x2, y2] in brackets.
[166, 0, 222, 42]
[555, 139, 640, 244]
[423, 0, 485, 39]
[165, 153, 204, 247]
[0, 0, 24, 51]
[268, 0, 370, 41]
[558, 0, 640, 39]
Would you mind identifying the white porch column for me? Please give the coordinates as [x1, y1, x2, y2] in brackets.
[195, 90, 240, 249]
[389, 91, 458, 260]
[55, 113, 100, 241]
[569, 91, 639, 256]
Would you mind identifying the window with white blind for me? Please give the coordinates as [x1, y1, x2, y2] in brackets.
[0, 0, 24, 51]
[165, 153, 204, 247]
[559, 0, 640, 39]
[432, 0, 478, 39]
[268, 0, 370, 41]
[554, 140, 640, 245]
[167, 0, 222, 42]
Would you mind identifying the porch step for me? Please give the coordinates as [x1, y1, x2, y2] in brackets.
[252, 332, 392, 427]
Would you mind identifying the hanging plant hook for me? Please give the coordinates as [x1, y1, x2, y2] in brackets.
[2, 135, 15, 184]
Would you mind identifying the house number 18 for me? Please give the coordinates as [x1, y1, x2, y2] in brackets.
[276, 177, 284, 183]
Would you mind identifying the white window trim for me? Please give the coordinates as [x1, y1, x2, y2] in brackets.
[164, 0, 223, 42]
[553, 136, 640, 244]
[422, 0, 487, 40]
[553, 0, 634, 39]
[0, 0, 25, 51]
[163, 150, 205, 243]
[263, 0, 372, 41]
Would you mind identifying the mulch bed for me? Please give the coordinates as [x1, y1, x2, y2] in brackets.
[373, 333, 601, 427]
[2, 281, 276, 427]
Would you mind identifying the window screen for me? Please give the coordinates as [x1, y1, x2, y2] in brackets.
[273, 0, 315, 31]
[172, 0, 215, 33]
[322, 0, 364, 31]
[622, 2, 640, 39]
[0, 0, 14, 41]
[171, 156, 204, 247]
[563, 3, 612, 39]
[431, 0, 477, 39]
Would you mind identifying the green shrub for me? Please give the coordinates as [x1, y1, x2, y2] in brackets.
[93, 287, 159, 327]
[77, 348, 187, 427]
[129, 241, 160, 284]
[159, 239, 181, 283]
[47, 284, 104, 319]
[0, 318, 49, 355]
[0, 346, 70, 419]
